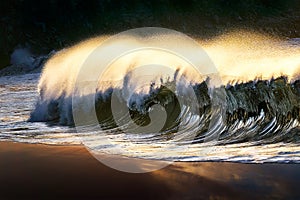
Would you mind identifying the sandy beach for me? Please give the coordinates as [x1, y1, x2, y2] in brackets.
[0, 142, 299, 199]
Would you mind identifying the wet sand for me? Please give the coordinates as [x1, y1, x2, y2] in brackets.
[0, 142, 299, 199]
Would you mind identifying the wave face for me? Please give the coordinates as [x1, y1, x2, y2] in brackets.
[26, 30, 300, 163]
[30, 74, 300, 144]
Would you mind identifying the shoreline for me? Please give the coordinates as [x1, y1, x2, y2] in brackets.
[0, 141, 300, 199]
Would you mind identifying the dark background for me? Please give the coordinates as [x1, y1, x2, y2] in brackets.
[1, 0, 299, 68]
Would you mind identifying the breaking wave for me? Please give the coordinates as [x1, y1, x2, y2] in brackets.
[27, 29, 300, 162]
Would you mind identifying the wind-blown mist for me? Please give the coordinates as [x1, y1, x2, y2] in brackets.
[201, 31, 300, 83]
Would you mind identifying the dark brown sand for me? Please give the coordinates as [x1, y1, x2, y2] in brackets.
[0, 142, 299, 200]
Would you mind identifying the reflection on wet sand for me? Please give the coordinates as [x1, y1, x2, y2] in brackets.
[0, 141, 299, 199]
[153, 162, 300, 199]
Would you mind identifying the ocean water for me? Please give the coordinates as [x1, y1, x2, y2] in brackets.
[1, 30, 300, 163]
[1, 72, 300, 163]
[0, 73, 79, 144]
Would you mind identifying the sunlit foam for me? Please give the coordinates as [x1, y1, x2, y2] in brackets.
[39, 30, 300, 101]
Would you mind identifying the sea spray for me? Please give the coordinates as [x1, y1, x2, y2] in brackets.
[28, 29, 300, 163]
